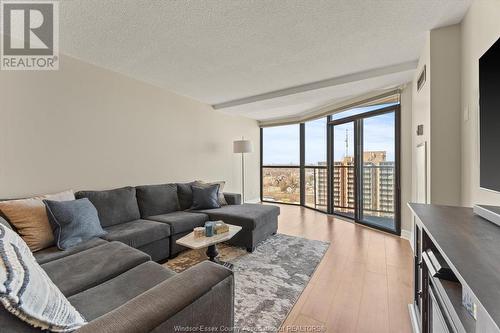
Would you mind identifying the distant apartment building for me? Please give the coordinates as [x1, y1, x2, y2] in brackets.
[329, 151, 394, 217]
[316, 162, 328, 209]
[263, 151, 394, 216]
[332, 156, 355, 214]
[378, 161, 395, 214]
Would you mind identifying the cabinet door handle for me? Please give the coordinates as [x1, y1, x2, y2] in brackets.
[417, 290, 423, 297]
[422, 252, 438, 277]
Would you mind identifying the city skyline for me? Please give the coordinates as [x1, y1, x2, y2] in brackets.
[263, 104, 397, 165]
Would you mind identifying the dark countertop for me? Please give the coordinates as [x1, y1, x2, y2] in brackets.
[408, 203, 500, 329]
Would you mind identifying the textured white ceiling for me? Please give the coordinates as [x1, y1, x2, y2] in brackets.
[225, 69, 415, 121]
[59, 0, 472, 120]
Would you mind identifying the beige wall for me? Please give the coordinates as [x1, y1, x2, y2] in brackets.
[429, 24, 462, 206]
[408, 25, 462, 244]
[0, 55, 260, 200]
[411, 32, 431, 203]
[461, 0, 500, 207]
[410, 25, 462, 207]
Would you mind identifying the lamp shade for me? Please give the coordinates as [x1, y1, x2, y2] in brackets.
[233, 140, 253, 153]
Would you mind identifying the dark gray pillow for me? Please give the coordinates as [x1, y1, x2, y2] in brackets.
[136, 183, 180, 217]
[75, 187, 140, 227]
[177, 182, 196, 210]
[44, 198, 107, 250]
[191, 184, 221, 210]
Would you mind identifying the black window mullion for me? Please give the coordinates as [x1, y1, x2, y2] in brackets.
[327, 121, 333, 214]
[355, 119, 363, 222]
[260, 127, 263, 202]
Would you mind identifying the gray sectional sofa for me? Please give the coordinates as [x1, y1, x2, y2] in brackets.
[0, 219, 234, 332]
[0, 182, 280, 332]
[74, 184, 280, 260]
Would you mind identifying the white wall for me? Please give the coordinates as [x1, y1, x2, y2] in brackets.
[0, 55, 260, 200]
[460, 0, 500, 207]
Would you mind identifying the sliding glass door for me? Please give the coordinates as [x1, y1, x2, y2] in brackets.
[360, 112, 397, 231]
[332, 121, 356, 219]
[329, 105, 400, 234]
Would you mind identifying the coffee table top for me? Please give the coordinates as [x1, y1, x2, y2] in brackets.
[176, 224, 242, 250]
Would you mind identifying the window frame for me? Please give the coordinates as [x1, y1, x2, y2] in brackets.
[260, 124, 302, 206]
[260, 103, 401, 236]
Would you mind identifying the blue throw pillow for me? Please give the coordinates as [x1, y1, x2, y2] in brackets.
[43, 198, 107, 250]
[191, 184, 221, 210]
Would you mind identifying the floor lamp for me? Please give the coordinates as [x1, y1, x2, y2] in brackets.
[233, 138, 253, 203]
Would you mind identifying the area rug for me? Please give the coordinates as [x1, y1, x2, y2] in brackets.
[165, 234, 329, 332]
[165, 243, 247, 273]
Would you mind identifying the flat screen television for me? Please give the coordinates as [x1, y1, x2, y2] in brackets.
[479, 37, 500, 193]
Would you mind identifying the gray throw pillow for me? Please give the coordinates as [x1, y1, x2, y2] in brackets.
[191, 184, 221, 210]
[44, 198, 107, 250]
[194, 180, 228, 206]
[177, 182, 196, 210]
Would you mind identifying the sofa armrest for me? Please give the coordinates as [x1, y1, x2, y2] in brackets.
[76, 261, 234, 333]
[223, 192, 241, 205]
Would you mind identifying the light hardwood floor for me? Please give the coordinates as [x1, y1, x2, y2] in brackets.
[273, 204, 414, 333]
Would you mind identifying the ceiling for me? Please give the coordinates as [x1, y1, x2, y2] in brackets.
[59, 0, 472, 121]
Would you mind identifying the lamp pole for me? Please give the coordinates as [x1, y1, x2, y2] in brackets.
[241, 150, 245, 203]
[233, 137, 253, 204]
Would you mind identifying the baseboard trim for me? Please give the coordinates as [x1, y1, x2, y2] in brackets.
[243, 198, 260, 204]
[401, 229, 414, 253]
[400, 229, 411, 241]
[408, 304, 421, 333]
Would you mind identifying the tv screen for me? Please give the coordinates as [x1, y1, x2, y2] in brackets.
[480, 37, 500, 192]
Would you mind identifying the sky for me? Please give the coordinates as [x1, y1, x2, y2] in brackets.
[263, 104, 397, 165]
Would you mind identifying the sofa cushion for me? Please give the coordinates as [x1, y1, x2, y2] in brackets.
[136, 183, 179, 218]
[223, 192, 242, 205]
[44, 198, 107, 250]
[34, 238, 108, 265]
[68, 262, 175, 321]
[102, 219, 171, 248]
[0, 224, 86, 332]
[76, 187, 140, 227]
[177, 182, 196, 210]
[146, 211, 208, 235]
[196, 203, 280, 230]
[41, 241, 150, 297]
[0, 306, 43, 333]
